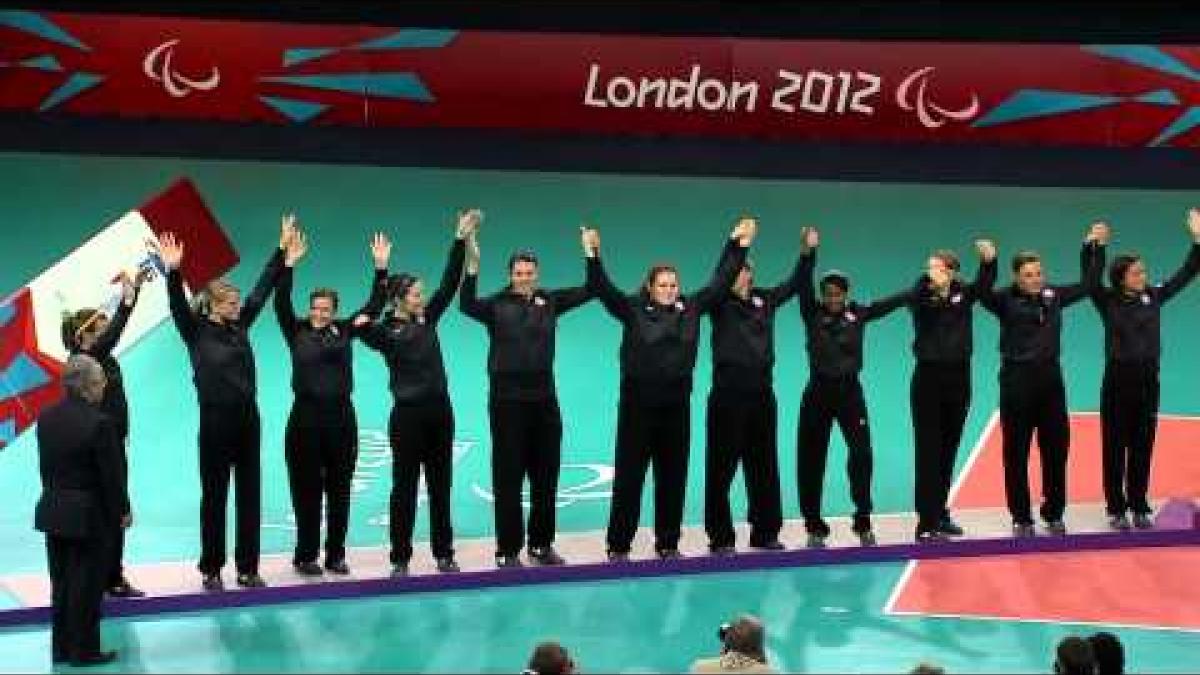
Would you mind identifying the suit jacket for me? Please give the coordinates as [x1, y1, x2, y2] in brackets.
[34, 394, 128, 540]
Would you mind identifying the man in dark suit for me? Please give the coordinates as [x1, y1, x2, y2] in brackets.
[35, 354, 130, 666]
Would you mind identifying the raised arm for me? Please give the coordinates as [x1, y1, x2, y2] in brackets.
[966, 239, 999, 303]
[160, 232, 198, 344]
[427, 213, 475, 323]
[348, 232, 392, 324]
[1088, 238, 1109, 316]
[274, 217, 306, 343]
[861, 286, 914, 323]
[87, 268, 148, 359]
[1060, 222, 1108, 307]
[459, 234, 494, 325]
[582, 226, 634, 324]
[692, 217, 754, 311]
[1156, 208, 1200, 305]
[796, 227, 820, 321]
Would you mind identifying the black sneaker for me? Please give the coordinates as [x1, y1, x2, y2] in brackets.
[937, 516, 965, 537]
[324, 559, 351, 576]
[236, 573, 267, 589]
[1044, 520, 1068, 536]
[106, 580, 146, 599]
[656, 547, 684, 560]
[749, 540, 786, 552]
[293, 562, 324, 577]
[915, 529, 948, 544]
[70, 650, 118, 667]
[390, 564, 409, 578]
[1012, 523, 1036, 538]
[856, 530, 878, 547]
[1108, 514, 1131, 531]
[709, 545, 736, 558]
[806, 533, 828, 549]
[528, 547, 566, 566]
[201, 574, 224, 592]
[495, 554, 523, 569]
[1132, 512, 1154, 530]
[606, 551, 630, 563]
[435, 557, 460, 573]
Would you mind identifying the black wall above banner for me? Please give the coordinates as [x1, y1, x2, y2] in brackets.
[4, 0, 1200, 42]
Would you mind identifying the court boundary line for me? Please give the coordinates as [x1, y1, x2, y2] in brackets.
[885, 607, 1200, 635]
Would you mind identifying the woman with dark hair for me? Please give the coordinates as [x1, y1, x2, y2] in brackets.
[460, 223, 593, 568]
[979, 223, 1108, 538]
[354, 210, 477, 576]
[584, 218, 754, 561]
[273, 215, 392, 576]
[60, 264, 152, 598]
[159, 222, 289, 591]
[1090, 209, 1200, 530]
[795, 227, 910, 549]
[907, 239, 997, 542]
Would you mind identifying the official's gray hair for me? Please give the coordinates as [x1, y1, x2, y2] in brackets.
[62, 354, 103, 396]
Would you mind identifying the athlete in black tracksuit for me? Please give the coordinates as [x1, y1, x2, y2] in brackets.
[588, 224, 750, 559]
[358, 233, 467, 574]
[274, 235, 388, 575]
[62, 273, 147, 597]
[702, 255, 801, 553]
[908, 246, 997, 541]
[166, 240, 284, 589]
[460, 238, 592, 567]
[979, 234, 1104, 535]
[796, 239, 909, 547]
[1090, 222, 1200, 529]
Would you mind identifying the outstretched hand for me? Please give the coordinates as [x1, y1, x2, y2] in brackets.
[158, 232, 184, 270]
[801, 226, 820, 252]
[281, 213, 299, 250]
[284, 228, 308, 267]
[371, 232, 392, 270]
[1187, 208, 1200, 241]
[1086, 221, 1112, 246]
[457, 209, 482, 239]
[580, 225, 600, 258]
[975, 238, 997, 262]
[352, 314, 371, 328]
[731, 216, 758, 246]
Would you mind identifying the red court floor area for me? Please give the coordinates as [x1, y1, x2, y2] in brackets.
[890, 412, 1200, 631]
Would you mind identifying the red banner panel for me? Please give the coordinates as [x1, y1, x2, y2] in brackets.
[2, 10, 1199, 147]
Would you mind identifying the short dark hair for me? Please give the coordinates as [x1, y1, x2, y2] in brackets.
[1055, 636, 1097, 675]
[526, 641, 572, 675]
[508, 250, 539, 272]
[61, 308, 102, 352]
[1108, 254, 1141, 290]
[1088, 632, 1124, 675]
[1012, 251, 1042, 274]
[309, 287, 339, 310]
[820, 271, 850, 294]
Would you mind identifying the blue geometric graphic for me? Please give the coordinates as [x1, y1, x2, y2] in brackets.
[0, 418, 14, 446]
[0, 301, 13, 327]
[973, 90, 1123, 128]
[0, 352, 52, 399]
[37, 72, 102, 111]
[262, 73, 433, 102]
[18, 54, 62, 71]
[1084, 45, 1200, 83]
[259, 95, 330, 123]
[354, 29, 457, 51]
[1135, 89, 1181, 106]
[0, 11, 89, 51]
[282, 48, 337, 68]
[1151, 106, 1200, 147]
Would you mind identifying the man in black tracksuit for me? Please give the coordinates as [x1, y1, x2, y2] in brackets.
[586, 220, 752, 560]
[908, 241, 997, 542]
[702, 248, 801, 554]
[62, 269, 149, 597]
[163, 229, 286, 589]
[274, 222, 389, 576]
[461, 231, 592, 568]
[979, 225, 1106, 536]
[357, 216, 472, 576]
[1090, 211, 1200, 530]
[796, 228, 909, 548]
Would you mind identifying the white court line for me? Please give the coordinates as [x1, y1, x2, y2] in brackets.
[945, 409, 1000, 507]
[1070, 410, 1200, 421]
[882, 559, 918, 615]
[886, 607, 1200, 634]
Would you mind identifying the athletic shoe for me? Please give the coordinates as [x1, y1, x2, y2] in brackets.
[435, 557, 460, 573]
[201, 574, 224, 592]
[495, 554, 523, 569]
[1132, 513, 1155, 530]
[1108, 514, 1131, 531]
[1012, 523, 1036, 538]
[293, 562, 324, 577]
[324, 559, 351, 575]
[937, 516, 965, 537]
[236, 573, 267, 589]
[528, 547, 566, 566]
[1044, 520, 1068, 536]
